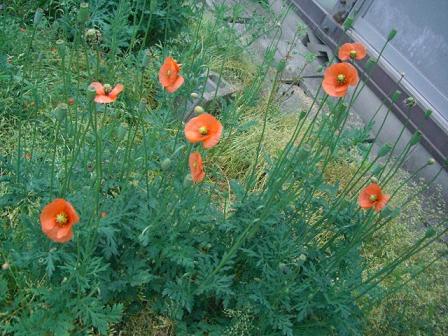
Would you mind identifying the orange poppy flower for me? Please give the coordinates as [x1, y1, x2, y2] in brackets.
[338, 42, 366, 61]
[159, 57, 184, 93]
[89, 82, 124, 104]
[322, 62, 359, 97]
[184, 113, 223, 149]
[40, 199, 80, 243]
[358, 183, 390, 212]
[189, 152, 205, 183]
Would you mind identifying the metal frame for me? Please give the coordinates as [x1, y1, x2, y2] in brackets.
[288, 0, 448, 168]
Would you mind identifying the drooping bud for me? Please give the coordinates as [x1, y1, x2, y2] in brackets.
[191, 92, 199, 99]
[183, 174, 193, 187]
[377, 144, 392, 157]
[194, 106, 204, 114]
[343, 16, 354, 31]
[1, 262, 10, 270]
[409, 131, 421, 146]
[78, 2, 89, 23]
[391, 90, 401, 103]
[387, 29, 397, 41]
[160, 158, 171, 171]
[370, 176, 378, 183]
[141, 49, 150, 68]
[54, 103, 68, 122]
[33, 8, 44, 26]
[139, 98, 147, 113]
[427, 158, 435, 165]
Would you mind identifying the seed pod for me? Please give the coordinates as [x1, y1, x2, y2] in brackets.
[78, 3, 89, 23]
[33, 8, 44, 26]
[55, 39, 66, 58]
[85, 28, 102, 45]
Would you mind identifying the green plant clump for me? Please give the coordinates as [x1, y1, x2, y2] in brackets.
[0, 1, 446, 335]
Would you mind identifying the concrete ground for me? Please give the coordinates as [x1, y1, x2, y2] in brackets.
[206, 0, 448, 198]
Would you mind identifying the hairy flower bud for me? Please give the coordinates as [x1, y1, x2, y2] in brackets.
[161, 158, 171, 171]
[54, 103, 68, 122]
[194, 105, 204, 114]
[183, 174, 193, 187]
[33, 8, 44, 26]
[427, 158, 435, 165]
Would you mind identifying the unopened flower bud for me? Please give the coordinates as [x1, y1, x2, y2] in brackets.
[424, 109, 432, 119]
[139, 98, 147, 113]
[161, 158, 171, 171]
[194, 105, 204, 114]
[78, 2, 89, 23]
[85, 28, 102, 45]
[54, 103, 68, 122]
[141, 49, 150, 68]
[68, 97, 75, 105]
[33, 8, 44, 26]
[191, 92, 199, 99]
[87, 85, 97, 100]
[55, 39, 66, 58]
[427, 158, 435, 165]
[183, 174, 193, 187]
[2, 262, 9, 270]
[387, 29, 397, 41]
[370, 176, 378, 183]
[299, 254, 307, 262]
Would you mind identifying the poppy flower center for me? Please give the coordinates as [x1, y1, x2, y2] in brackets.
[55, 212, 68, 225]
[337, 74, 346, 84]
[103, 84, 112, 94]
[167, 69, 172, 77]
[350, 50, 357, 58]
[369, 194, 378, 202]
[199, 126, 208, 135]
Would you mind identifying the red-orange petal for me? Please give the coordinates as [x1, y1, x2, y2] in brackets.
[189, 151, 205, 183]
[94, 95, 115, 104]
[90, 82, 105, 96]
[184, 113, 223, 149]
[375, 194, 390, 212]
[166, 75, 184, 93]
[40, 199, 79, 243]
[109, 83, 124, 99]
[352, 43, 366, 60]
[159, 57, 181, 88]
